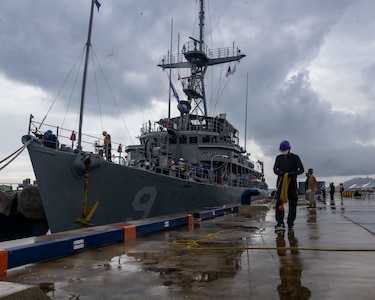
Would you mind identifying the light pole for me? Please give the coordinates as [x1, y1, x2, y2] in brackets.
[210, 154, 228, 183]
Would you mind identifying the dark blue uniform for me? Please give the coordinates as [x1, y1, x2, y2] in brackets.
[273, 152, 304, 229]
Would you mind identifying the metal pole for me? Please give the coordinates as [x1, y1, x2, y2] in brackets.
[77, 0, 95, 150]
[244, 72, 248, 152]
[168, 18, 173, 122]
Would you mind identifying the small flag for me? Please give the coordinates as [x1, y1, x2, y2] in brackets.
[232, 64, 236, 75]
[95, 0, 101, 11]
[226, 65, 237, 77]
[170, 81, 180, 103]
[225, 66, 231, 77]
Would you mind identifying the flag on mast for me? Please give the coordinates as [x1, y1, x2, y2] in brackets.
[95, 0, 101, 11]
[225, 64, 236, 77]
[170, 81, 180, 103]
[225, 66, 231, 77]
[232, 64, 236, 75]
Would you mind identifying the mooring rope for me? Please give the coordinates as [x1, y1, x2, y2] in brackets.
[173, 227, 375, 252]
[0, 139, 32, 171]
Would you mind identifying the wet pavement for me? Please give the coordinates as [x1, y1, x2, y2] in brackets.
[1, 195, 375, 299]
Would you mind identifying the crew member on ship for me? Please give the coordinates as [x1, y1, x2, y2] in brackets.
[179, 158, 186, 178]
[102, 130, 112, 162]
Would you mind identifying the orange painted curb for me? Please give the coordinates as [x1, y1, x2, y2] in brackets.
[123, 225, 136, 241]
[0, 250, 8, 275]
[187, 214, 194, 232]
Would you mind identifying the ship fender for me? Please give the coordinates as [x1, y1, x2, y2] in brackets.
[241, 188, 261, 205]
[0, 187, 49, 241]
[0, 191, 16, 215]
[18, 186, 46, 220]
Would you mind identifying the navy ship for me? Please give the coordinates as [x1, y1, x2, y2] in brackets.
[22, 0, 267, 233]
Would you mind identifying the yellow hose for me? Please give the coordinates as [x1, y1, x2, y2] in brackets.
[174, 228, 375, 252]
[280, 173, 290, 204]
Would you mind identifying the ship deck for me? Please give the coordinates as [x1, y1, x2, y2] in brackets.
[1, 195, 375, 299]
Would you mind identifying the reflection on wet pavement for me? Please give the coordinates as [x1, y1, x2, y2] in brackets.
[276, 230, 311, 300]
[3, 197, 375, 299]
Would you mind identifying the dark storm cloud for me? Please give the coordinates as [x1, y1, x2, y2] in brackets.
[1, 0, 375, 184]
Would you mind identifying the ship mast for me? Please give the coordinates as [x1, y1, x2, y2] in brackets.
[158, 0, 246, 122]
[77, 0, 96, 150]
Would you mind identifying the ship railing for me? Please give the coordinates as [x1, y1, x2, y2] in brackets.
[28, 117, 127, 163]
[140, 118, 241, 147]
[160, 42, 243, 65]
[140, 120, 167, 134]
[141, 115, 237, 132]
[131, 159, 211, 182]
[130, 156, 224, 185]
[129, 156, 265, 188]
[223, 176, 263, 189]
[150, 160, 246, 188]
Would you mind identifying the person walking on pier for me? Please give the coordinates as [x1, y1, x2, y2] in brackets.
[339, 183, 345, 199]
[273, 140, 304, 231]
[321, 183, 326, 199]
[306, 168, 318, 208]
[329, 182, 335, 201]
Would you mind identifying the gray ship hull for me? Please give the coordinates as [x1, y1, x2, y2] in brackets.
[23, 135, 252, 233]
[21, 0, 269, 234]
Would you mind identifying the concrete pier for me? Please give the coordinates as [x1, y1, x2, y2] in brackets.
[1, 197, 375, 299]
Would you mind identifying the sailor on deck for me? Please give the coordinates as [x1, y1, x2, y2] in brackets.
[102, 131, 112, 162]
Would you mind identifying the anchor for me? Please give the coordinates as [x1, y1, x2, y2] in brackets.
[77, 156, 99, 227]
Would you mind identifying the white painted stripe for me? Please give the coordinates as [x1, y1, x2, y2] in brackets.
[73, 239, 85, 250]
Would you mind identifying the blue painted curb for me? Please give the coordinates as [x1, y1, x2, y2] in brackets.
[1, 206, 239, 273]
[135, 215, 189, 237]
[6, 228, 124, 269]
[1, 215, 191, 272]
[193, 205, 238, 220]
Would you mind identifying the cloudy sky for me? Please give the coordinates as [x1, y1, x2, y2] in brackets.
[1, 0, 375, 189]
